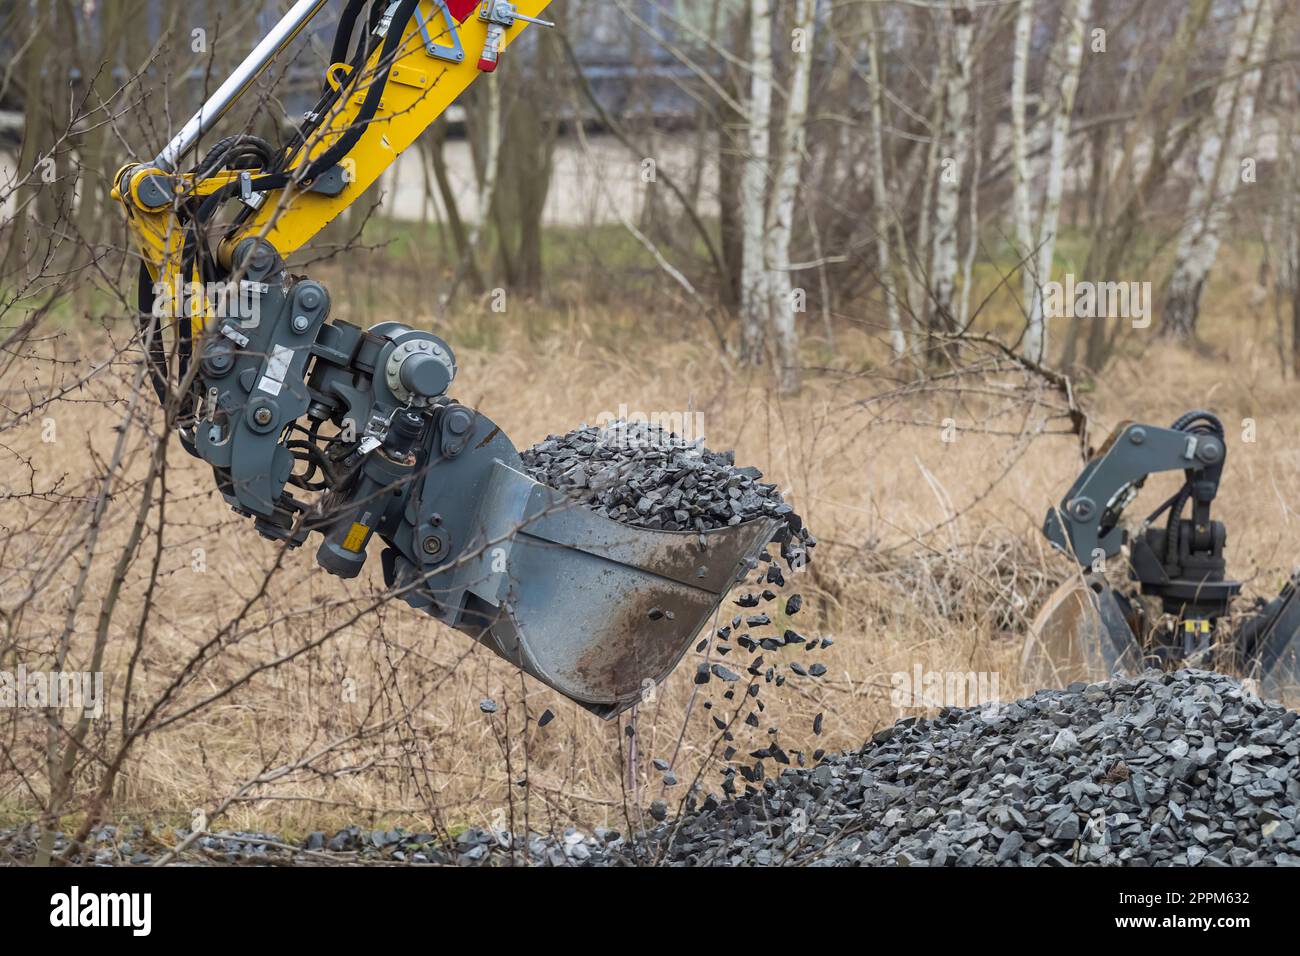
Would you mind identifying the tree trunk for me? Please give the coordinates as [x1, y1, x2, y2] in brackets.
[1011, 0, 1037, 354]
[1162, 0, 1273, 341]
[910, 26, 950, 326]
[1074, 0, 1214, 369]
[426, 119, 483, 292]
[865, 8, 906, 358]
[1025, 0, 1091, 363]
[1280, 60, 1300, 375]
[2, 5, 52, 279]
[764, 0, 815, 394]
[717, 5, 749, 313]
[958, 73, 983, 330]
[927, 0, 975, 345]
[740, 0, 773, 364]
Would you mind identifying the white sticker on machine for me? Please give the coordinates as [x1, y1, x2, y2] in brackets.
[257, 344, 294, 396]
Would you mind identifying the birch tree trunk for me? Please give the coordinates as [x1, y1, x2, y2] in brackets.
[1011, 0, 1036, 346]
[1162, 0, 1274, 341]
[1281, 63, 1300, 375]
[908, 24, 949, 326]
[1072, 0, 1213, 370]
[865, 9, 906, 358]
[958, 80, 983, 329]
[927, 0, 975, 343]
[764, 0, 815, 393]
[718, 5, 749, 312]
[1024, 0, 1091, 364]
[740, 0, 774, 364]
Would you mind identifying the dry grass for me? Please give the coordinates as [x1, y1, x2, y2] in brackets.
[2, 259, 1298, 847]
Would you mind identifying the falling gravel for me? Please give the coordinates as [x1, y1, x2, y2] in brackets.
[520, 419, 813, 566]
[520, 420, 819, 755]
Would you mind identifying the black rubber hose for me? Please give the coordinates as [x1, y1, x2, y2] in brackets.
[299, 0, 420, 184]
[192, 134, 275, 178]
[1164, 486, 1189, 565]
[328, 0, 370, 78]
[278, 1, 379, 172]
[1162, 411, 1224, 565]
[1170, 409, 1224, 437]
[1143, 487, 1183, 526]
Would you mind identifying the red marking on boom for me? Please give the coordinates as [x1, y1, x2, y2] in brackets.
[445, 0, 481, 21]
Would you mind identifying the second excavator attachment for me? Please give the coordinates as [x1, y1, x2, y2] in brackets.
[1029, 412, 1300, 704]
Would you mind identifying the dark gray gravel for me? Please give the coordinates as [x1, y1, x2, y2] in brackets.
[520, 420, 813, 566]
[644, 669, 1300, 866]
[13, 671, 1295, 867]
[0, 822, 634, 867]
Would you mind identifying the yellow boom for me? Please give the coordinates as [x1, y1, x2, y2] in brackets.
[113, 0, 552, 322]
[237, 1, 551, 260]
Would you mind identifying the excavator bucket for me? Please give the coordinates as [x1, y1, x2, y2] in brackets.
[1022, 572, 1145, 688]
[386, 432, 782, 719]
[1237, 574, 1300, 705]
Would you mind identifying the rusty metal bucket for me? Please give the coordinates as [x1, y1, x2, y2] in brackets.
[427, 459, 781, 718]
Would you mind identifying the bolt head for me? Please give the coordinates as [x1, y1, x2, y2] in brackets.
[248, 245, 274, 274]
[446, 408, 473, 435]
[421, 535, 442, 555]
[1129, 427, 1146, 445]
[253, 407, 273, 426]
[1069, 497, 1096, 520]
[206, 344, 233, 372]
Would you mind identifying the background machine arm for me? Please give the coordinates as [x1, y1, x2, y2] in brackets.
[1036, 410, 1300, 697]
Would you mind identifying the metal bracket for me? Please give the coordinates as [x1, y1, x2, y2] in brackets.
[478, 0, 555, 28]
[416, 1, 466, 63]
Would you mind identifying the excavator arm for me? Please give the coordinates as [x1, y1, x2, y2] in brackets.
[1026, 411, 1300, 703]
[106, 0, 790, 719]
[115, 0, 552, 301]
[236, 0, 553, 261]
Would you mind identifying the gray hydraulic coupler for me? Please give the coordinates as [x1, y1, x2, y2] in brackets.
[317, 412, 424, 578]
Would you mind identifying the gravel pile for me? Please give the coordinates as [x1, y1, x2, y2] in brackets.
[17, 671, 1295, 868]
[520, 420, 814, 565]
[648, 669, 1300, 866]
[0, 820, 633, 867]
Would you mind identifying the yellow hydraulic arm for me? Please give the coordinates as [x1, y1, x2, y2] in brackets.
[237, 0, 553, 260]
[114, 0, 552, 316]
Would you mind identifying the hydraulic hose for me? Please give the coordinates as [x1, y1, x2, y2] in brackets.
[299, 0, 421, 184]
[328, 0, 371, 76]
[1164, 411, 1225, 565]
